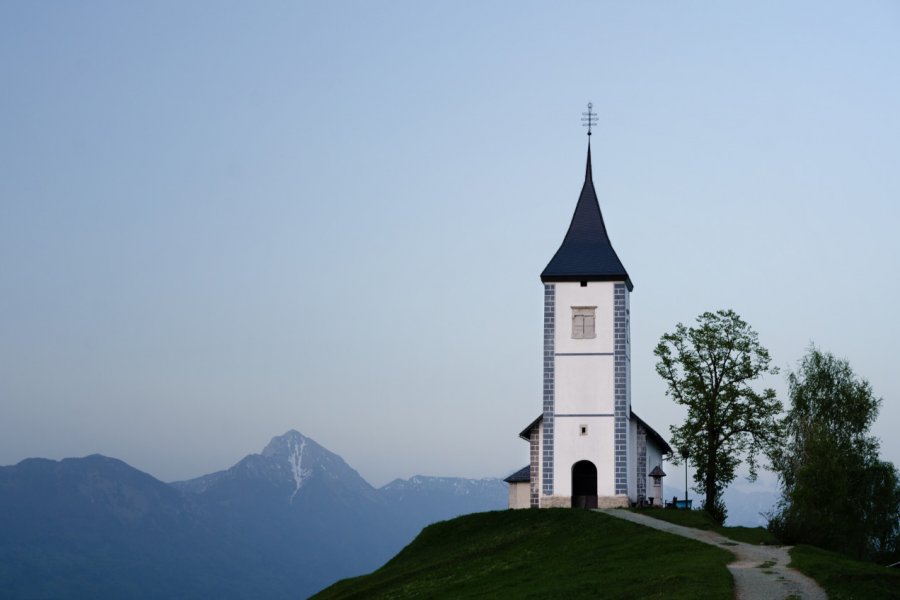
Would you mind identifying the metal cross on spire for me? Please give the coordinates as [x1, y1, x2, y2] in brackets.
[581, 102, 598, 136]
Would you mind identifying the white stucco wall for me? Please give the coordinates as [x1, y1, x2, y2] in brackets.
[508, 482, 530, 509]
[627, 418, 637, 501]
[552, 416, 616, 497]
[553, 282, 615, 354]
[554, 355, 615, 415]
[624, 290, 632, 500]
[550, 281, 620, 501]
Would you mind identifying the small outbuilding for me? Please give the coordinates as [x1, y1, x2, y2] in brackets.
[503, 466, 531, 509]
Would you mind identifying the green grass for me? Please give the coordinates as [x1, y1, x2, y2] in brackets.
[313, 509, 734, 599]
[789, 544, 900, 600]
[628, 508, 900, 598]
[626, 507, 780, 545]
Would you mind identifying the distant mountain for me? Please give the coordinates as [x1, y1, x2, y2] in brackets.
[0, 455, 236, 599]
[380, 475, 507, 537]
[0, 431, 507, 599]
[173, 431, 405, 597]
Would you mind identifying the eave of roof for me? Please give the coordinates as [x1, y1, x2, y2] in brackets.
[632, 411, 673, 455]
[519, 414, 543, 441]
[540, 143, 633, 290]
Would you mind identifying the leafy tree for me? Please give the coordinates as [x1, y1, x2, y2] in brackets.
[770, 347, 900, 561]
[654, 309, 781, 524]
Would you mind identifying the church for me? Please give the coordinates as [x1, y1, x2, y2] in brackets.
[505, 129, 671, 509]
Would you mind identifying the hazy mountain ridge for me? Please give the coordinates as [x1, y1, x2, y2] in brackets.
[381, 474, 506, 495]
[0, 431, 507, 599]
[0, 454, 244, 599]
[379, 473, 507, 536]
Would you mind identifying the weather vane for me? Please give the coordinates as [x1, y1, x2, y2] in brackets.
[581, 102, 597, 136]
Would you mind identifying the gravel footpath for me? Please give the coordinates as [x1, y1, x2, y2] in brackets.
[599, 509, 827, 600]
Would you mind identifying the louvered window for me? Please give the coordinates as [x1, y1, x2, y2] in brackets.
[572, 307, 596, 339]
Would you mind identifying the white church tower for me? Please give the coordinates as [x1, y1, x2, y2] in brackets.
[505, 114, 670, 510]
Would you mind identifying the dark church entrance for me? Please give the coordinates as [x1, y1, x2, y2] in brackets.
[571, 460, 598, 508]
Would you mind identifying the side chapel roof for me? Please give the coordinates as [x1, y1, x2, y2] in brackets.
[516, 412, 672, 455]
[503, 465, 531, 483]
[540, 143, 633, 290]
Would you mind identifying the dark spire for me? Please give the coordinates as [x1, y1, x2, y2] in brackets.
[540, 136, 632, 289]
[585, 141, 592, 182]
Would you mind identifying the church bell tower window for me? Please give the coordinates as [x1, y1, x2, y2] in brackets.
[572, 307, 596, 339]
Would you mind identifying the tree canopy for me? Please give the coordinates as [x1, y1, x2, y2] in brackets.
[770, 347, 900, 562]
[654, 309, 781, 524]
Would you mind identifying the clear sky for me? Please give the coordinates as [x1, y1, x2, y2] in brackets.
[2, 1, 898, 489]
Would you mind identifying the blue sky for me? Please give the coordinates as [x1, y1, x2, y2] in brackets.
[1, 1, 898, 488]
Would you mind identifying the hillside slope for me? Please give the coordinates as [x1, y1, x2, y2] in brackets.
[313, 509, 735, 599]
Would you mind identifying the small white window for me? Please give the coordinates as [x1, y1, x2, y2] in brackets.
[579, 424, 588, 436]
[572, 307, 596, 339]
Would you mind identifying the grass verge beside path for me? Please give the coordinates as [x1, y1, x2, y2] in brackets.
[625, 507, 780, 545]
[789, 545, 900, 600]
[630, 508, 900, 598]
[313, 509, 733, 599]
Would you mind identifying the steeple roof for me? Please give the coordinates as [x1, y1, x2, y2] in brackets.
[540, 143, 633, 290]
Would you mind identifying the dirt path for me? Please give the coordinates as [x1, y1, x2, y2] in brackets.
[599, 509, 827, 600]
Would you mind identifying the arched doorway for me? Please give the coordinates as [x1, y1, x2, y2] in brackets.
[572, 460, 598, 508]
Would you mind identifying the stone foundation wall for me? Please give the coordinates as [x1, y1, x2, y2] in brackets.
[539, 495, 572, 508]
[596, 495, 630, 509]
[539, 495, 630, 509]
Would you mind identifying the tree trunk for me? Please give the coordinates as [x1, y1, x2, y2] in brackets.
[705, 479, 716, 511]
[705, 452, 717, 511]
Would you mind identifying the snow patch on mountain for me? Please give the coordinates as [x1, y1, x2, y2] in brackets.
[288, 437, 311, 503]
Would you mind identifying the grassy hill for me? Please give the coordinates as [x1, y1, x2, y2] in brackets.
[312, 509, 734, 599]
[789, 544, 900, 599]
[628, 507, 900, 599]
[626, 506, 780, 545]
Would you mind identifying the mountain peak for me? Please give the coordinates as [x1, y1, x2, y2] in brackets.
[261, 430, 308, 456]
[260, 430, 315, 502]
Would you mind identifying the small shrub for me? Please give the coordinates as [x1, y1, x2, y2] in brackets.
[703, 496, 728, 525]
